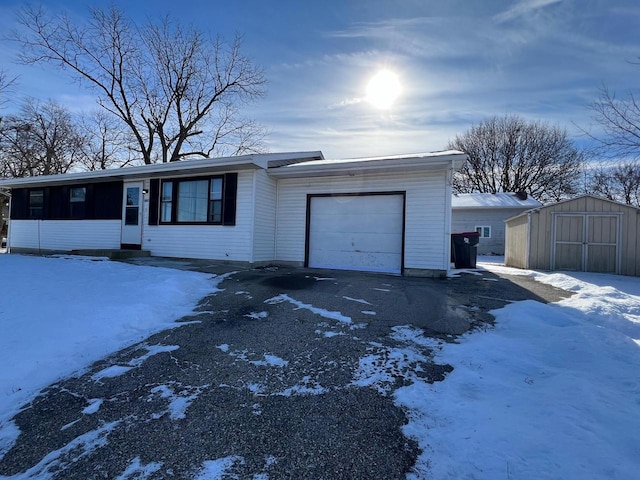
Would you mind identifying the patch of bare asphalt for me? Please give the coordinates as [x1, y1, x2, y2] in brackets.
[0, 264, 564, 479]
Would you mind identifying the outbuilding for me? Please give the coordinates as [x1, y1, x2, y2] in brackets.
[0, 150, 467, 277]
[452, 192, 541, 255]
[505, 194, 640, 276]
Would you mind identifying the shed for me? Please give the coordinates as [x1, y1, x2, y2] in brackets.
[505, 195, 640, 276]
[452, 192, 541, 255]
[0, 149, 467, 277]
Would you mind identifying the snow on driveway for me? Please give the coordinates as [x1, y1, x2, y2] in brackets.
[0, 255, 216, 458]
[395, 261, 640, 479]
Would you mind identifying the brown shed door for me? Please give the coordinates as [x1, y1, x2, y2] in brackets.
[553, 214, 618, 273]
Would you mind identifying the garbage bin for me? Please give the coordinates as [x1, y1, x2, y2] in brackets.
[451, 232, 480, 269]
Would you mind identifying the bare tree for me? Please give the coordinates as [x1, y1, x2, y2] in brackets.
[0, 99, 84, 177]
[77, 110, 135, 171]
[587, 161, 640, 207]
[449, 114, 584, 203]
[0, 70, 17, 109]
[14, 5, 266, 165]
[587, 85, 640, 160]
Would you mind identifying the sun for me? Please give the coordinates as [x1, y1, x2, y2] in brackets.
[366, 70, 402, 109]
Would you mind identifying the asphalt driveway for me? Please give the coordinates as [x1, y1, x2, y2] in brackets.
[0, 260, 568, 479]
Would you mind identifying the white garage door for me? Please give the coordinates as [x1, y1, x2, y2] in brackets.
[307, 194, 404, 274]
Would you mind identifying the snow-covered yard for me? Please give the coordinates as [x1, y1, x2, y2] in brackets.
[0, 254, 639, 479]
[397, 257, 640, 479]
[0, 254, 216, 458]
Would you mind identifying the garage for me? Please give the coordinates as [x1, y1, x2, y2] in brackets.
[306, 193, 404, 274]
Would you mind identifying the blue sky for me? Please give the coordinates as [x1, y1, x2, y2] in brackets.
[0, 0, 639, 158]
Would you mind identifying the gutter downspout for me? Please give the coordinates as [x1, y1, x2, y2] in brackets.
[443, 159, 454, 272]
[525, 212, 531, 269]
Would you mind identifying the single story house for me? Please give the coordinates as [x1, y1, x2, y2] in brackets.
[451, 192, 542, 255]
[0, 150, 468, 276]
[505, 194, 640, 276]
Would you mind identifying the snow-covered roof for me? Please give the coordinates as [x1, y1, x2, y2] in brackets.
[452, 193, 542, 209]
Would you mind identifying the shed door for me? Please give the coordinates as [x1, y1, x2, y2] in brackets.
[553, 214, 618, 273]
[307, 194, 404, 274]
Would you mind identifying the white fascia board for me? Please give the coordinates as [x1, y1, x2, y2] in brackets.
[267, 152, 468, 178]
[0, 151, 325, 188]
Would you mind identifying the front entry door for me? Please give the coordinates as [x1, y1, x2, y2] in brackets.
[121, 182, 143, 249]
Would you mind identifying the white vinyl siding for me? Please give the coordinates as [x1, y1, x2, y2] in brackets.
[9, 220, 121, 250]
[252, 170, 277, 262]
[142, 171, 254, 261]
[275, 170, 449, 271]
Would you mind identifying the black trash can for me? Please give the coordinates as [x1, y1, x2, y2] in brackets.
[451, 232, 480, 269]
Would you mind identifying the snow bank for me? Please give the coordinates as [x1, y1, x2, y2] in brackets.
[0, 255, 216, 458]
[397, 265, 640, 479]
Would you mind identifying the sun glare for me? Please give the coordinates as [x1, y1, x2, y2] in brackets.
[366, 70, 402, 109]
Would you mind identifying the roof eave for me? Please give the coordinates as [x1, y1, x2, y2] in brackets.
[452, 203, 542, 210]
[0, 151, 325, 188]
[267, 153, 467, 179]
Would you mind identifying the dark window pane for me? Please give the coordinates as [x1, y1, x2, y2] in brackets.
[161, 182, 173, 201]
[28, 207, 43, 218]
[209, 200, 222, 223]
[125, 206, 139, 225]
[70, 187, 86, 203]
[29, 190, 44, 206]
[126, 187, 139, 207]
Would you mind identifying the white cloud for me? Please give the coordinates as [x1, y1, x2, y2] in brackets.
[493, 0, 564, 23]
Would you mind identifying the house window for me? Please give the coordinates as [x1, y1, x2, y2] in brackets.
[209, 178, 223, 223]
[476, 226, 491, 238]
[28, 190, 44, 219]
[177, 179, 209, 222]
[161, 176, 225, 224]
[160, 182, 173, 222]
[69, 187, 86, 218]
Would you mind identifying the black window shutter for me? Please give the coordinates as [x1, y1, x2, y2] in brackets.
[48, 186, 64, 219]
[83, 184, 94, 220]
[222, 173, 237, 226]
[59, 186, 70, 219]
[93, 181, 123, 219]
[10, 189, 28, 220]
[149, 179, 160, 225]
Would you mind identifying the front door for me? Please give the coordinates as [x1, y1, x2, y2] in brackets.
[121, 182, 143, 249]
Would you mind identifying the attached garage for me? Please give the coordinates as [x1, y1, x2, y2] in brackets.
[270, 151, 467, 277]
[307, 193, 404, 274]
[505, 195, 640, 277]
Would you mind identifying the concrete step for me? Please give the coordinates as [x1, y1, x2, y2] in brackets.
[70, 249, 152, 260]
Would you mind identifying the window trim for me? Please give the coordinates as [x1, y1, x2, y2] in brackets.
[159, 175, 226, 225]
[475, 225, 491, 238]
